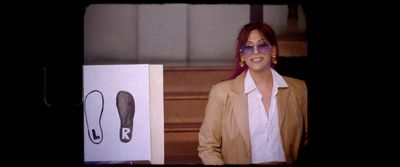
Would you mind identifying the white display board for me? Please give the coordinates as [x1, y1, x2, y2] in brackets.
[83, 64, 155, 164]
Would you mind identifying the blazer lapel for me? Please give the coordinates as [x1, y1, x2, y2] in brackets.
[229, 72, 251, 153]
[278, 87, 290, 129]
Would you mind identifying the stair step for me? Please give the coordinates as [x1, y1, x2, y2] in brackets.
[164, 131, 200, 164]
[164, 66, 232, 93]
[277, 34, 308, 57]
[164, 92, 208, 124]
[163, 65, 230, 165]
[165, 156, 202, 164]
[164, 92, 208, 100]
[165, 122, 202, 132]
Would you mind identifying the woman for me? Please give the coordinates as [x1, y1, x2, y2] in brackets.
[198, 22, 308, 165]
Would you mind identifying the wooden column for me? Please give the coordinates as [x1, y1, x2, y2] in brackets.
[250, 4, 263, 23]
[287, 3, 299, 33]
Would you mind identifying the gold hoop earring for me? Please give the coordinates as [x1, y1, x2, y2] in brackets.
[239, 57, 245, 67]
[272, 55, 277, 64]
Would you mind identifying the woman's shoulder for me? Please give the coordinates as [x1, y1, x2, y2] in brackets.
[211, 79, 233, 91]
[205, 80, 233, 100]
[282, 76, 307, 91]
[282, 76, 305, 84]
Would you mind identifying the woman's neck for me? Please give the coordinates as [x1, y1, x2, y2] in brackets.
[249, 68, 272, 87]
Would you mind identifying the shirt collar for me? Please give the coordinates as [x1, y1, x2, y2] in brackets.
[244, 68, 288, 95]
[271, 68, 288, 89]
[244, 70, 257, 94]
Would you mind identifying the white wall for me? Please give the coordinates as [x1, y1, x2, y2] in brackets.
[263, 5, 288, 35]
[188, 5, 249, 61]
[84, 4, 138, 64]
[138, 4, 188, 62]
[263, 5, 306, 35]
[298, 5, 307, 34]
[84, 4, 306, 64]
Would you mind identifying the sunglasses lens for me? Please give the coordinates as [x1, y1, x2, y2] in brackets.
[258, 44, 271, 53]
[240, 41, 272, 56]
[241, 46, 254, 56]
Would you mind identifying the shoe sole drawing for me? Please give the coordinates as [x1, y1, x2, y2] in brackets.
[116, 91, 135, 143]
[84, 90, 104, 144]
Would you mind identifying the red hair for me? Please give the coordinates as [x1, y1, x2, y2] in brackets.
[228, 22, 279, 80]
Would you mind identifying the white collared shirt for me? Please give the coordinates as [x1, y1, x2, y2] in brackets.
[244, 68, 288, 164]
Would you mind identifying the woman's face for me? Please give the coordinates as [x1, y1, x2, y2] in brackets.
[241, 29, 276, 73]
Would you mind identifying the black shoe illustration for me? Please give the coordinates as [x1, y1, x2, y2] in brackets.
[116, 91, 135, 143]
[84, 90, 104, 144]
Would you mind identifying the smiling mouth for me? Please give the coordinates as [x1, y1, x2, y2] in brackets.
[250, 57, 263, 62]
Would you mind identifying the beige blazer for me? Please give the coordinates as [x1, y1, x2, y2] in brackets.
[198, 71, 308, 165]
